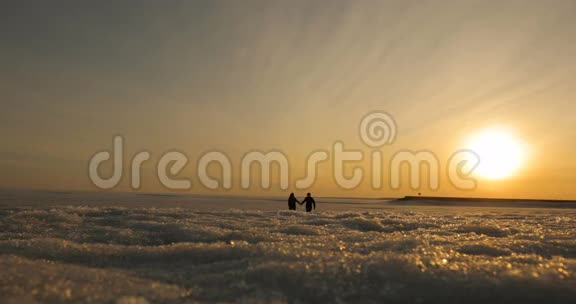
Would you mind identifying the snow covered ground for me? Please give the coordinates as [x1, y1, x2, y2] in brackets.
[0, 191, 575, 303]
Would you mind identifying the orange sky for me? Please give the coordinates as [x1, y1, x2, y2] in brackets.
[1, 1, 575, 199]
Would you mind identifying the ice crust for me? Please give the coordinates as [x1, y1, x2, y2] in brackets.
[0, 206, 574, 303]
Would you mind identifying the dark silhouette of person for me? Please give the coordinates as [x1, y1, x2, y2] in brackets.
[288, 193, 300, 211]
[301, 193, 316, 212]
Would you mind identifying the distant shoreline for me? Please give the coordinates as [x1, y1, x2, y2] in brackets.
[391, 196, 576, 209]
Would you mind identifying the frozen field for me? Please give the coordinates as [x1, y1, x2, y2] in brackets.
[0, 191, 575, 303]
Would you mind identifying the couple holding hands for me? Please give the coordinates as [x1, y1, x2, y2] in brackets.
[288, 193, 316, 212]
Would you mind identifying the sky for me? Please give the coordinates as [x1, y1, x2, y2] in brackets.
[1, 0, 576, 199]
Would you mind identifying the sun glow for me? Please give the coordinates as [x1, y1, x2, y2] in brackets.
[466, 128, 525, 180]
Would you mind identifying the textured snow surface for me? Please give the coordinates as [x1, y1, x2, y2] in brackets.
[0, 206, 575, 303]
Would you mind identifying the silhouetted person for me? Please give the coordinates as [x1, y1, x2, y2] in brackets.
[288, 193, 300, 211]
[301, 193, 316, 212]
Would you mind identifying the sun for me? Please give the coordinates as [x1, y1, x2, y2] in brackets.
[465, 128, 525, 179]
